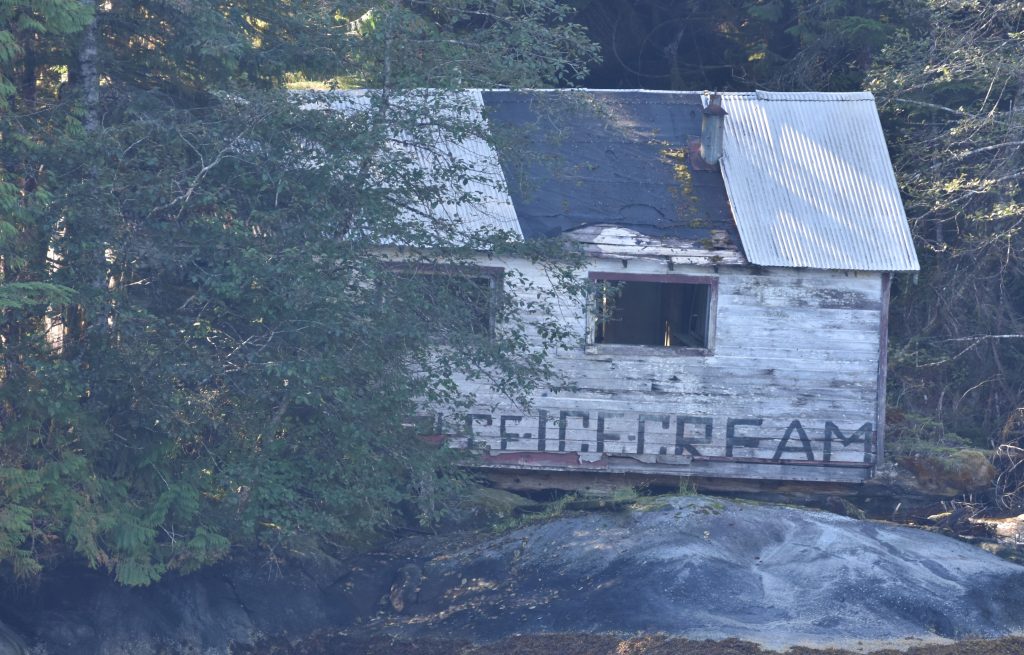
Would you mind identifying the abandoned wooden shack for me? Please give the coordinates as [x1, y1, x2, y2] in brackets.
[392, 89, 921, 485]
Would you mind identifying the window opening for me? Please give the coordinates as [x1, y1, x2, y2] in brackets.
[390, 267, 501, 338]
[450, 274, 498, 336]
[594, 278, 711, 349]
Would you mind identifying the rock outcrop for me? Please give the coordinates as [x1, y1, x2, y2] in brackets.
[3, 496, 1024, 653]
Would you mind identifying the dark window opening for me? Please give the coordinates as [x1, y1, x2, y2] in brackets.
[451, 274, 499, 337]
[389, 267, 501, 338]
[594, 279, 710, 348]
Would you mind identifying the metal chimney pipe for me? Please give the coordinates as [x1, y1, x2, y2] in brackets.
[700, 93, 727, 166]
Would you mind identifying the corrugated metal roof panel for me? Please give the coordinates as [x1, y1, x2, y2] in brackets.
[315, 90, 521, 240]
[420, 90, 521, 238]
[717, 91, 919, 271]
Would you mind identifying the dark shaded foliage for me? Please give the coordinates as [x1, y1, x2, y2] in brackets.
[0, 1, 597, 584]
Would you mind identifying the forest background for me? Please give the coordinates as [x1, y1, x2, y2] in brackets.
[1, 0, 1022, 586]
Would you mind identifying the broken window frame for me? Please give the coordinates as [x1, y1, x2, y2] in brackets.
[586, 271, 718, 356]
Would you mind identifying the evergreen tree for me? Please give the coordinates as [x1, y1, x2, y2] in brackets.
[0, 1, 597, 584]
[869, 0, 1024, 500]
[568, 0, 900, 91]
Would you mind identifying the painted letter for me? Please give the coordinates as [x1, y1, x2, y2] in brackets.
[773, 420, 815, 461]
[499, 415, 524, 451]
[596, 412, 624, 453]
[558, 411, 590, 452]
[537, 409, 548, 452]
[637, 414, 670, 455]
[726, 418, 763, 457]
[823, 421, 873, 463]
[675, 416, 713, 456]
[463, 414, 493, 443]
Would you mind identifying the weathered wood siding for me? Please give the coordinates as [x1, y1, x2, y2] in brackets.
[453, 250, 884, 483]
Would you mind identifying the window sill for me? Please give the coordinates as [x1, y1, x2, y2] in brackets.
[584, 344, 712, 358]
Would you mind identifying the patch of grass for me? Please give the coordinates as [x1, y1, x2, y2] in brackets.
[887, 411, 974, 457]
[631, 496, 671, 512]
[609, 485, 640, 503]
[675, 478, 699, 496]
[886, 412, 997, 493]
[488, 492, 581, 534]
[487, 485, 666, 534]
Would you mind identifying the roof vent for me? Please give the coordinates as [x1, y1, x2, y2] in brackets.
[700, 93, 727, 166]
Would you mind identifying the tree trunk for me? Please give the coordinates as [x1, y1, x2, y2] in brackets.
[65, 0, 106, 352]
[79, 0, 99, 132]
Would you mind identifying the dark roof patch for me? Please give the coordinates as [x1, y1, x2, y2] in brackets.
[481, 90, 737, 246]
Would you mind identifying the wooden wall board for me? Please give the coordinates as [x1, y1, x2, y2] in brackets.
[439, 253, 885, 483]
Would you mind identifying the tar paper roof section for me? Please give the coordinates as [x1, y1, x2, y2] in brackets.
[481, 90, 737, 247]
[716, 90, 920, 271]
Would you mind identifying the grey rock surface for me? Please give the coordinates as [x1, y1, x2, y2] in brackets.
[2, 496, 1023, 653]
[384, 497, 1024, 650]
[0, 620, 26, 655]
